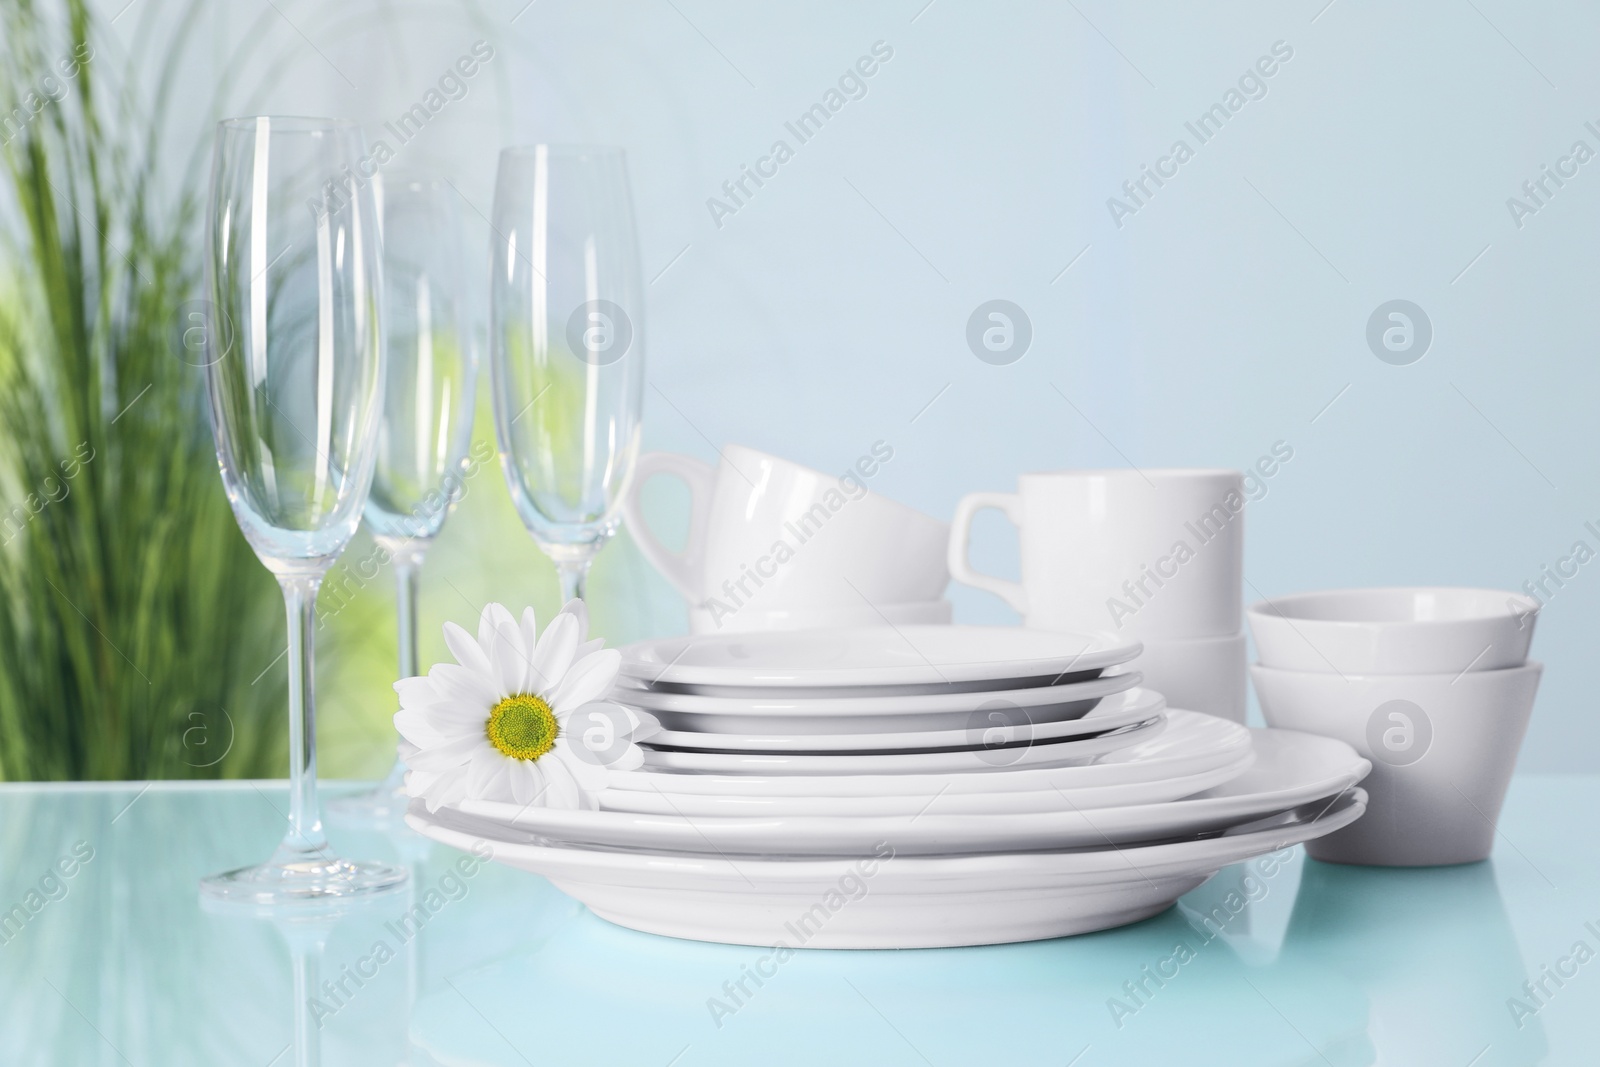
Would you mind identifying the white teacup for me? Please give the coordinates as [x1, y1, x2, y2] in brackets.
[949, 469, 1244, 639]
[1247, 587, 1540, 675]
[623, 444, 949, 622]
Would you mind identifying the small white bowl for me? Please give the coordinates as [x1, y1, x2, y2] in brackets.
[1246, 587, 1539, 676]
[1251, 661, 1542, 866]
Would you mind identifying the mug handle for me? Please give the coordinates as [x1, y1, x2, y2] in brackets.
[947, 491, 1029, 615]
[622, 452, 715, 601]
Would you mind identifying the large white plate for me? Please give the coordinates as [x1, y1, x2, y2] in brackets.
[615, 669, 1141, 735]
[596, 757, 1249, 817]
[405, 789, 1366, 947]
[620, 625, 1142, 695]
[640, 713, 1166, 775]
[604, 709, 1250, 798]
[439, 729, 1368, 857]
[645, 687, 1164, 752]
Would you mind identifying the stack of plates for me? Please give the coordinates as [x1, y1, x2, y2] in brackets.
[406, 626, 1369, 948]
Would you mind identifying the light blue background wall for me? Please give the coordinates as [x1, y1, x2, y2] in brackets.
[108, 0, 1600, 771]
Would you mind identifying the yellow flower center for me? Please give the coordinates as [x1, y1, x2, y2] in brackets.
[486, 694, 558, 761]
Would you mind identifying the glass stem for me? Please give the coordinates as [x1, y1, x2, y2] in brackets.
[280, 574, 329, 856]
[556, 557, 593, 604]
[379, 547, 427, 792]
[395, 552, 422, 680]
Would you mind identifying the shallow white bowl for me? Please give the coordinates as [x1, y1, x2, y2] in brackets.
[1251, 661, 1542, 865]
[1246, 586, 1539, 676]
[407, 790, 1365, 947]
[432, 728, 1367, 857]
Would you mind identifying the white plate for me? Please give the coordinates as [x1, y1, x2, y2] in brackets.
[615, 670, 1141, 735]
[620, 625, 1141, 695]
[440, 729, 1368, 857]
[645, 687, 1164, 752]
[687, 598, 952, 634]
[640, 713, 1166, 775]
[405, 789, 1366, 947]
[605, 709, 1250, 798]
[597, 757, 1249, 817]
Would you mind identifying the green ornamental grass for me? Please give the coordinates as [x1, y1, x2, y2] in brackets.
[0, 0, 289, 779]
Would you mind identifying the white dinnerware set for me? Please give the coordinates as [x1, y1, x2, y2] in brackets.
[1249, 587, 1542, 866]
[405, 625, 1371, 948]
[950, 468, 1249, 722]
[400, 438, 1548, 945]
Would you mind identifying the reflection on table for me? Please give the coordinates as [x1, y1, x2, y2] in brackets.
[0, 778, 1593, 1066]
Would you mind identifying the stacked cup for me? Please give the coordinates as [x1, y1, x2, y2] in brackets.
[949, 469, 1249, 722]
[1248, 587, 1542, 865]
[623, 444, 951, 633]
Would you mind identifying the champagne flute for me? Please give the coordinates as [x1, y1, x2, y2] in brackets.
[201, 116, 404, 902]
[333, 176, 478, 820]
[490, 145, 645, 602]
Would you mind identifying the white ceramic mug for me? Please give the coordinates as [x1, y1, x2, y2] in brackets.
[623, 444, 949, 623]
[1135, 631, 1247, 723]
[949, 469, 1245, 639]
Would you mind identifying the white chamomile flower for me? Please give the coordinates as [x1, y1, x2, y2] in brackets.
[394, 599, 657, 812]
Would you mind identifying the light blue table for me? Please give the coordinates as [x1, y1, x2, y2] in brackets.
[0, 776, 1591, 1065]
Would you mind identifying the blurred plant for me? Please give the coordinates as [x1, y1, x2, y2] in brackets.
[0, 0, 288, 779]
[0, 0, 661, 781]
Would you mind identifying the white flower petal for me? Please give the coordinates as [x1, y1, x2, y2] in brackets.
[549, 650, 621, 713]
[394, 709, 452, 749]
[407, 734, 490, 773]
[426, 700, 494, 731]
[444, 622, 493, 675]
[519, 607, 540, 664]
[509, 759, 546, 805]
[478, 603, 516, 652]
[488, 620, 528, 697]
[528, 613, 579, 695]
[559, 598, 590, 643]
[551, 738, 612, 791]
[421, 763, 473, 812]
[467, 749, 507, 797]
[537, 754, 585, 810]
[394, 676, 438, 709]
[406, 764, 447, 796]
[435, 766, 480, 811]
[576, 638, 606, 659]
[480, 760, 513, 804]
[430, 663, 499, 708]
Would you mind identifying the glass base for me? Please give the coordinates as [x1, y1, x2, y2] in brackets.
[201, 846, 407, 906]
